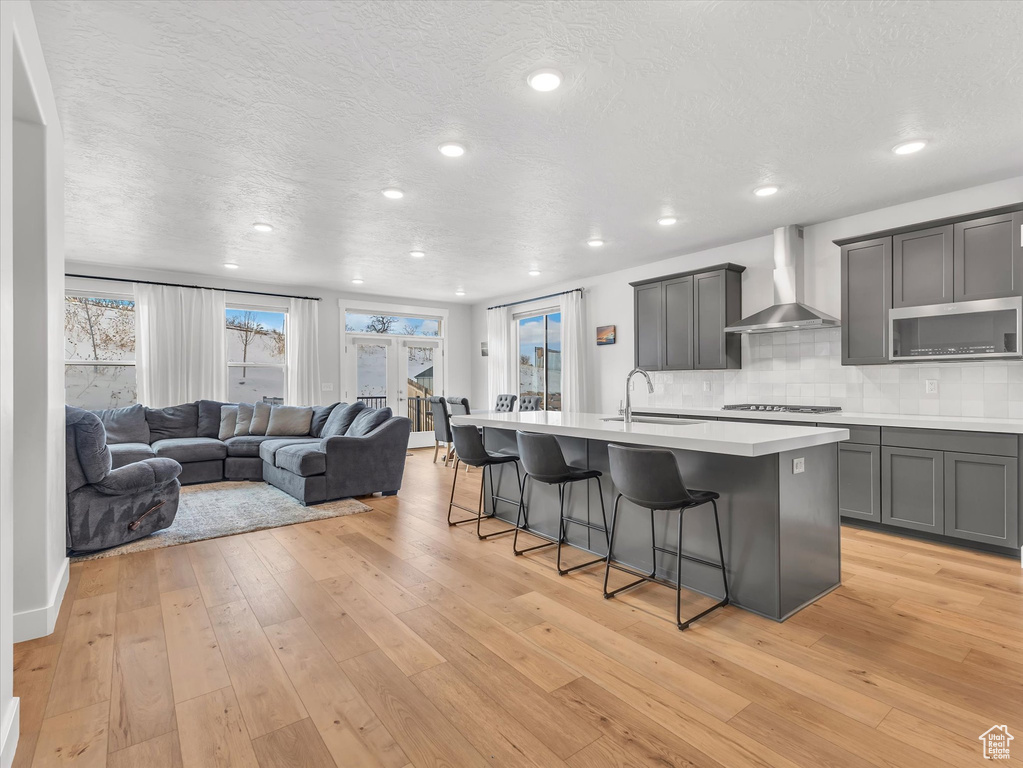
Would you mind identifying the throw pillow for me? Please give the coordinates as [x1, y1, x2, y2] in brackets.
[234, 403, 254, 436]
[145, 403, 199, 441]
[219, 405, 239, 440]
[266, 405, 314, 436]
[197, 400, 231, 438]
[346, 407, 392, 437]
[310, 402, 341, 437]
[92, 403, 149, 444]
[250, 402, 271, 435]
[319, 401, 365, 438]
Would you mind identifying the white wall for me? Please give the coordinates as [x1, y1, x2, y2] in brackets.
[65, 264, 475, 406]
[1, 0, 65, 763]
[471, 175, 1023, 415]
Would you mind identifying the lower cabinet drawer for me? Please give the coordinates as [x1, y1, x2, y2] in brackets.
[944, 452, 1019, 548]
[839, 443, 880, 522]
[881, 447, 944, 534]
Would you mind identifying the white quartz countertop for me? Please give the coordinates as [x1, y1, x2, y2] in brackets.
[451, 411, 848, 457]
[635, 406, 1023, 434]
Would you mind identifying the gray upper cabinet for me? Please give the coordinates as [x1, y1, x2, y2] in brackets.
[632, 263, 743, 371]
[943, 452, 1019, 548]
[634, 283, 663, 371]
[662, 276, 694, 370]
[841, 237, 891, 365]
[953, 210, 1023, 301]
[892, 225, 953, 308]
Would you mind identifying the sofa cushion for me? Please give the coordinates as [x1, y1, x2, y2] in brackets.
[235, 403, 255, 436]
[310, 402, 340, 437]
[259, 438, 319, 465]
[65, 406, 112, 491]
[198, 400, 231, 438]
[146, 403, 199, 441]
[109, 442, 157, 469]
[266, 405, 313, 436]
[219, 405, 239, 440]
[250, 402, 272, 435]
[320, 401, 365, 438]
[92, 404, 150, 444]
[347, 407, 393, 437]
[152, 437, 228, 463]
[274, 444, 327, 477]
[223, 434, 281, 458]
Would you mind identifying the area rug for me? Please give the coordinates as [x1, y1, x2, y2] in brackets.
[72, 481, 372, 561]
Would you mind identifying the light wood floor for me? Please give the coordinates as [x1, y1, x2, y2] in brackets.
[13, 448, 1023, 767]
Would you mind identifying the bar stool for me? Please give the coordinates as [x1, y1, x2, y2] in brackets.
[514, 431, 609, 575]
[447, 424, 521, 539]
[604, 444, 729, 630]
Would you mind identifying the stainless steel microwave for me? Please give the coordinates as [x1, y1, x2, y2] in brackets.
[889, 297, 1023, 362]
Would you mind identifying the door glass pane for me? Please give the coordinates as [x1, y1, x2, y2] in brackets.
[518, 315, 544, 403]
[65, 364, 137, 409]
[64, 297, 135, 361]
[546, 312, 562, 411]
[357, 343, 389, 408]
[406, 345, 434, 432]
[228, 366, 284, 404]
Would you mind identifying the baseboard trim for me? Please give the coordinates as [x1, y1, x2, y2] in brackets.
[0, 697, 20, 768]
[12, 557, 69, 643]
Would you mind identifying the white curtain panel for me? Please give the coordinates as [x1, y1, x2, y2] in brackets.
[286, 297, 322, 406]
[486, 305, 514, 410]
[559, 289, 587, 412]
[135, 284, 227, 407]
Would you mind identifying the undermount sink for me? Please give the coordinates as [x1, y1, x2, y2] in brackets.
[601, 415, 704, 426]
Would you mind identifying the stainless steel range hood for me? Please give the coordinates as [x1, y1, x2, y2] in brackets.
[726, 225, 839, 334]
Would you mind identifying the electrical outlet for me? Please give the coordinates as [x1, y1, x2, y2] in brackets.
[793, 457, 805, 474]
[925, 379, 938, 394]
[321, 383, 334, 392]
[702, 381, 712, 393]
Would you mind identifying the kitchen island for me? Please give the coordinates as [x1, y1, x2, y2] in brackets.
[450, 411, 849, 621]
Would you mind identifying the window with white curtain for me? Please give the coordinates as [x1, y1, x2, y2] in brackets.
[64, 293, 137, 408]
[226, 306, 287, 403]
[516, 309, 562, 411]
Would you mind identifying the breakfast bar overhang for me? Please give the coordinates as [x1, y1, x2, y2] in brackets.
[450, 411, 850, 621]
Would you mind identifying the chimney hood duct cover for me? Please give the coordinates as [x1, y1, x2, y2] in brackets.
[726, 226, 839, 334]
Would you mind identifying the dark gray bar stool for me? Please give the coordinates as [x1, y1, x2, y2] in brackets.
[514, 431, 609, 575]
[447, 424, 521, 539]
[605, 444, 729, 630]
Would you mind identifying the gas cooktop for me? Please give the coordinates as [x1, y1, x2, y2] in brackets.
[722, 404, 842, 414]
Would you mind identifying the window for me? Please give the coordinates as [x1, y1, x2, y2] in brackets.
[226, 308, 286, 403]
[64, 295, 137, 409]
[517, 310, 561, 411]
[345, 312, 440, 336]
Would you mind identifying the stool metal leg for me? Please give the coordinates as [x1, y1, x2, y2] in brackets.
[556, 478, 610, 576]
[475, 463, 519, 540]
[676, 499, 730, 631]
[603, 493, 653, 598]
[513, 475, 556, 556]
[447, 459, 518, 540]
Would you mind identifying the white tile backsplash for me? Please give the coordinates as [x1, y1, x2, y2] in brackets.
[645, 328, 1019, 415]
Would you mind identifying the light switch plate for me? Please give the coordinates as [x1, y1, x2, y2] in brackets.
[321, 383, 334, 391]
[925, 379, 938, 394]
[793, 457, 805, 474]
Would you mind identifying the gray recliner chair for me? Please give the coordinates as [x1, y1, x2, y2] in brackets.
[65, 406, 182, 554]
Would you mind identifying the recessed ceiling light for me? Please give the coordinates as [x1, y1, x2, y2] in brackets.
[892, 140, 927, 155]
[438, 142, 466, 158]
[382, 188, 404, 199]
[527, 68, 562, 92]
[455, 289, 466, 296]
[528, 269, 541, 277]
[351, 278, 364, 285]
[409, 250, 426, 258]
[587, 238, 604, 247]
[657, 216, 677, 226]
[754, 185, 779, 197]
[252, 222, 273, 232]
[223, 263, 240, 270]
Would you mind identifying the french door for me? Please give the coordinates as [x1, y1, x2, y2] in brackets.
[346, 335, 443, 448]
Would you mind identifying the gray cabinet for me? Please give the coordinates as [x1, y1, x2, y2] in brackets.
[881, 446, 944, 534]
[634, 283, 663, 371]
[631, 263, 743, 371]
[944, 452, 1019, 547]
[838, 443, 881, 523]
[841, 237, 891, 365]
[892, 225, 953, 308]
[953, 210, 1023, 301]
[662, 276, 694, 370]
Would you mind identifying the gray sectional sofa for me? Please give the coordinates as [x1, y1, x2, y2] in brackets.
[91, 399, 411, 504]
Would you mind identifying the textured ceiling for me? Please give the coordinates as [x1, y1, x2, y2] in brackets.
[33, 0, 1023, 302]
